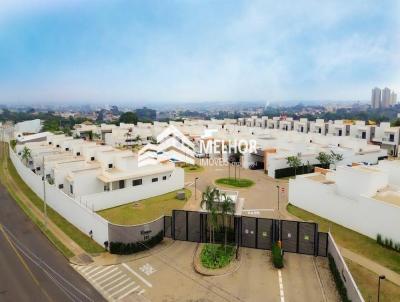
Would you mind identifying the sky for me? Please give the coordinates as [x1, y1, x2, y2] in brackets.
[0, 0, 399, 105]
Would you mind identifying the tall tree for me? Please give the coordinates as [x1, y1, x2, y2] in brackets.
[220, 193, 235, 251]
[21, 146, 32, 166]
[118, 112, 138, 125]
[286, 155, 302, 176]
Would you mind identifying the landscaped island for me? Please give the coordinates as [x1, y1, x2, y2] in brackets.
[215, 178, 254, 188]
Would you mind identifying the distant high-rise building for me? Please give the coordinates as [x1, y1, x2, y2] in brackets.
[371, 87, 381, 109]
[381, 87, 391, 108]
[390, 91, 397, 105]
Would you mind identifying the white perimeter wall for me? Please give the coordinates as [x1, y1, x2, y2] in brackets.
[81, 168, 185, 211]
[289, 176, 400, 242]
[328, 233, 364, 302]
[10, 148, 109, 246]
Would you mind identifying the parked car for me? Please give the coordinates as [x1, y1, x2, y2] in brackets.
[249, 161, 264, 170]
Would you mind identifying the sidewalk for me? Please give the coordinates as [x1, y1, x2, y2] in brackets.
[340, 247, 400, 286]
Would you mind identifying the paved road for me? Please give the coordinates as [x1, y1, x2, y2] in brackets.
[0, 183, 105, 302]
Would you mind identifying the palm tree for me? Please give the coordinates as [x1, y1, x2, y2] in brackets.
[201, 186, 217, 243]
[220, 193, 235, 251]
[21, 146, 31, 166]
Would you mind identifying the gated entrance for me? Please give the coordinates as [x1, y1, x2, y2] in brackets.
[170, 210, 329, 257]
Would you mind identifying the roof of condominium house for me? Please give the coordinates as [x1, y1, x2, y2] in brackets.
[97, 162, 175, 183]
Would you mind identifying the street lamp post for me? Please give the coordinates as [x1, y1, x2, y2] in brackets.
[194, 177, 199, 200]
[43, 156, 47, 229]
[378, 275, 385, 302]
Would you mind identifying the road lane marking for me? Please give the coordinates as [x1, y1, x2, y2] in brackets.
[110, 282, 136, 298]
[88, 266, 114, 279]
[118, 285, 140, 300]
[122, 263, 153, 288]
[278, 270, 285, 302]
[102, 274, 127, 290]
[93, 268, 119, 282]
[0, 224, 52, 302]
[106, 278, 131, 293]
[85, 266, 103, 275]
[97, 271, 122, 285]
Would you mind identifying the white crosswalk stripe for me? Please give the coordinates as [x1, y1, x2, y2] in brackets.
[71, 263, 150, 301]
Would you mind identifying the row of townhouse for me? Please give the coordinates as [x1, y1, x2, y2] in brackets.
[237, 116, 400, 157]
[15, 133, 184, 211]
[206, 124, 387, 178]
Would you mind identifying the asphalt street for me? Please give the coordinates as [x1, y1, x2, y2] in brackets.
[0, 181, 105, 302]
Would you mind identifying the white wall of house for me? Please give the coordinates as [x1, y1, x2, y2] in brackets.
[289, 174, 400, 243]
[81, 168, 185, 211]
[9, 148, 108, 246]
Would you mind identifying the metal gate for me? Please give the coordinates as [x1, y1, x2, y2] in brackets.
[170, 210, 328, 257]
[281, 220, 298, 253]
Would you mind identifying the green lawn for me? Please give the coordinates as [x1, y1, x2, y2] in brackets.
[183, 164, 204, 173]
[287, 204, 400, 274]
[215, 178, 254, 188]
[346, 259, 400, 302]
[98, 189, 191, 225]
[5, 153, 104, 254]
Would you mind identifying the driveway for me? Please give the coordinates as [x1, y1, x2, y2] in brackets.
[77, 240, 334, 302]
[185, 163, 290, 219]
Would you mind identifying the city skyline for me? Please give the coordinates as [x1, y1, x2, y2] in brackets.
[0, 0, 399, 104]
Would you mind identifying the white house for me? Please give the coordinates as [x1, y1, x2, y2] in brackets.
[372, 122, 400, 157]
[289, 163, 400, 243]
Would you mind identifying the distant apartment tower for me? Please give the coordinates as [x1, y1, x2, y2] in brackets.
[391, 91, 398, 106]
[381, 87, 391, 108]
[371, 87, 381, 109]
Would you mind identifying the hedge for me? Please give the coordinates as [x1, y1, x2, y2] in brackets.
[274, 163, 330, 179]
[272, 243, 284, 268]
[109, 231, 163, 255]
[328, 253, 351, 302]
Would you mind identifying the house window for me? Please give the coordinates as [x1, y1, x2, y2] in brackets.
[36, 167, 41, 171]
[144, 234, 150, 240]
[76, 152, 81, 156]
[162, 176, 167, 180]
[49, 142, 52, 145]
[390, 134, 395, 142]
[91, 156, 95, 161]
[132, 179, 142, 186]
[152, 177, 158, 183]
[65, 148, 69, 151]
[70, 185, 73, 194]
[108, 163, 113, 169]
[58, 184, 64, 189]
[104, 185, 110, 191]
[119, 180, 125, 189]
[56, 144, 60, 147]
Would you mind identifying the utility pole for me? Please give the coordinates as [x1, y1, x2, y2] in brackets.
[43, 155, 47, 229]
[194, 177, 199, 200]
[378, 275, 385, 302]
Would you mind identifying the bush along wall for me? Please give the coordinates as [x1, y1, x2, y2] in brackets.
[377, 234, 400, 252]
[274, 164, 330, 179]
[328, 253, 351, 302]
[272, 242, 284, 269]
[109, 231, 163, 255]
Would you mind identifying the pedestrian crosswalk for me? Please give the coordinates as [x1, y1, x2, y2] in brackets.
[72, 263, 148, 301]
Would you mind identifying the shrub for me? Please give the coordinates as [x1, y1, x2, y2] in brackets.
[200, 244, 235, 269]
[272, 243, 284, 268]
[376, 233, 400, 252]
[109, 231, 163, 255]
[328, 254, 351, 302]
